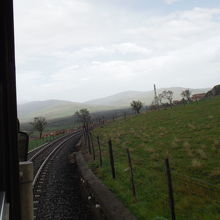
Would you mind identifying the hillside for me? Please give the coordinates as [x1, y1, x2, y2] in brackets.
[18, 100, 74, 118]
[85, 87, 210, 106]
[90, 96, 220, 219]
[20, 107, 133, 132]
[17, 100, 121, 122]
[18, 87, 209, 122]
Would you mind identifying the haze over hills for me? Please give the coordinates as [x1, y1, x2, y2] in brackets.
[18, 100, 74, 118]
[85, 87, 210, 106]
[17, 100, 120, 122]
[18, 87, 210, 122]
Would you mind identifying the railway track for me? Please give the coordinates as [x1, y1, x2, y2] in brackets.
[28, 132, 79, 160]
[28, 132, 80, 178]
[28, 131, 89, 219]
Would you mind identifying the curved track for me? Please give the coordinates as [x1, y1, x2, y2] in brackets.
[28, 131, 90, 219]
[29, 132, 80, 181]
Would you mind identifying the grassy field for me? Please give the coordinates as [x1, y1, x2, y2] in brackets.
[28, 133, 67, 151]
[23, 108, 134, 151]
[29, 137, 48, 151]
[22, 119, 77, 151]
[90, 96, 220, 220]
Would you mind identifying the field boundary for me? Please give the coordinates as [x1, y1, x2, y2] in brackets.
[75, 151, 137, 220]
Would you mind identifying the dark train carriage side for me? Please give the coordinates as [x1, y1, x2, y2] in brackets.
[0, 0, 21, 219]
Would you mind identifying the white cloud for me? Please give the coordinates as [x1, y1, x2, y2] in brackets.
[14, 1, 220, 103]
[165, 0, 179, 5]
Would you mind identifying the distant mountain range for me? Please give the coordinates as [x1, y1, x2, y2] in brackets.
[85, 87, 209, 106]
[17, 100, 119, 122]
[18, 87, 210, 122]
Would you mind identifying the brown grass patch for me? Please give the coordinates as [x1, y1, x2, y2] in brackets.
[191, 159, 203, 169]
[209, 169, 220, 178]
[183, 141, 193, 157]
[196, 149, 208, 160]
[146, 147, 156, 153]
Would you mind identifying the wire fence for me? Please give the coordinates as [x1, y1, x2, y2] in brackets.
[82, 131, 220, 220]
[29, 128, 75, 150]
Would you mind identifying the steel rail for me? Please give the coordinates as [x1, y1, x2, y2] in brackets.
[32, 132, 81, 186]
[28, 132, 73, 155]
[28, 142, 48, 154]
[29, 131, 80, 161]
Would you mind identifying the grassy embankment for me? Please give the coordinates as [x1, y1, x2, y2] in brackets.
[26, 123, 77, 151]
[90, 96, 220, 220]
[28, 126, 75, 151]
[28, 134, 64, 151]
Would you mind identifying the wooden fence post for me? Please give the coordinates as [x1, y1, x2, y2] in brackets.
[90, 132, 95, 160]
[97, 136, 102, 167]
[82, 128, 86, 146]
[87, 132, 92, 154]
[84, 129, 87, 146]
[126, 148, 136, 198]
[124, 112, 126, 120]
[165, 158, 176, 220]
[108, 139, 116, 179]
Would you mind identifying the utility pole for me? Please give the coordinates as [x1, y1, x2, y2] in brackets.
[154, 84, 159, 109]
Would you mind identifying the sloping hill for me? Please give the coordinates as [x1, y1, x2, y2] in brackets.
[92, 96, 220, 219]
[85, 87, 210, 106]
[18, 100, 74, 118]
[205, 84, 220, 97]
[17, 100, 119, 122]
[85, 90, 146, 106]
[18, 87, 210, 122]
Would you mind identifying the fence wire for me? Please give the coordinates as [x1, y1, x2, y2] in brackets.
[88, 133, 220, 220]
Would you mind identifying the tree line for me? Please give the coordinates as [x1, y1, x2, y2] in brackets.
[29, 89, 193, 137]
[130, 89, 192, 114]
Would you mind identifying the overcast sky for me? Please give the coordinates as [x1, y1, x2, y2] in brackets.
[14, 0, 220, 103]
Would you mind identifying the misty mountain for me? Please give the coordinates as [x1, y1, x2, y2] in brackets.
[18, 100, 74, 118]
[17, 99, 119, 122]
[85, 87, 210, 106]
[18, 87, 210, 122]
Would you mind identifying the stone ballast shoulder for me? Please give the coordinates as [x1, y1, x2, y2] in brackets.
[75, 151, 137, 220]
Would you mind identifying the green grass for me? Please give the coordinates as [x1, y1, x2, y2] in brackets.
[27, 123, 77, 151]
[28, 133, 67, 151]
[20, 103, 122, 122]
[29, 136, 50, 151]
[90, 96, 220, 220]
